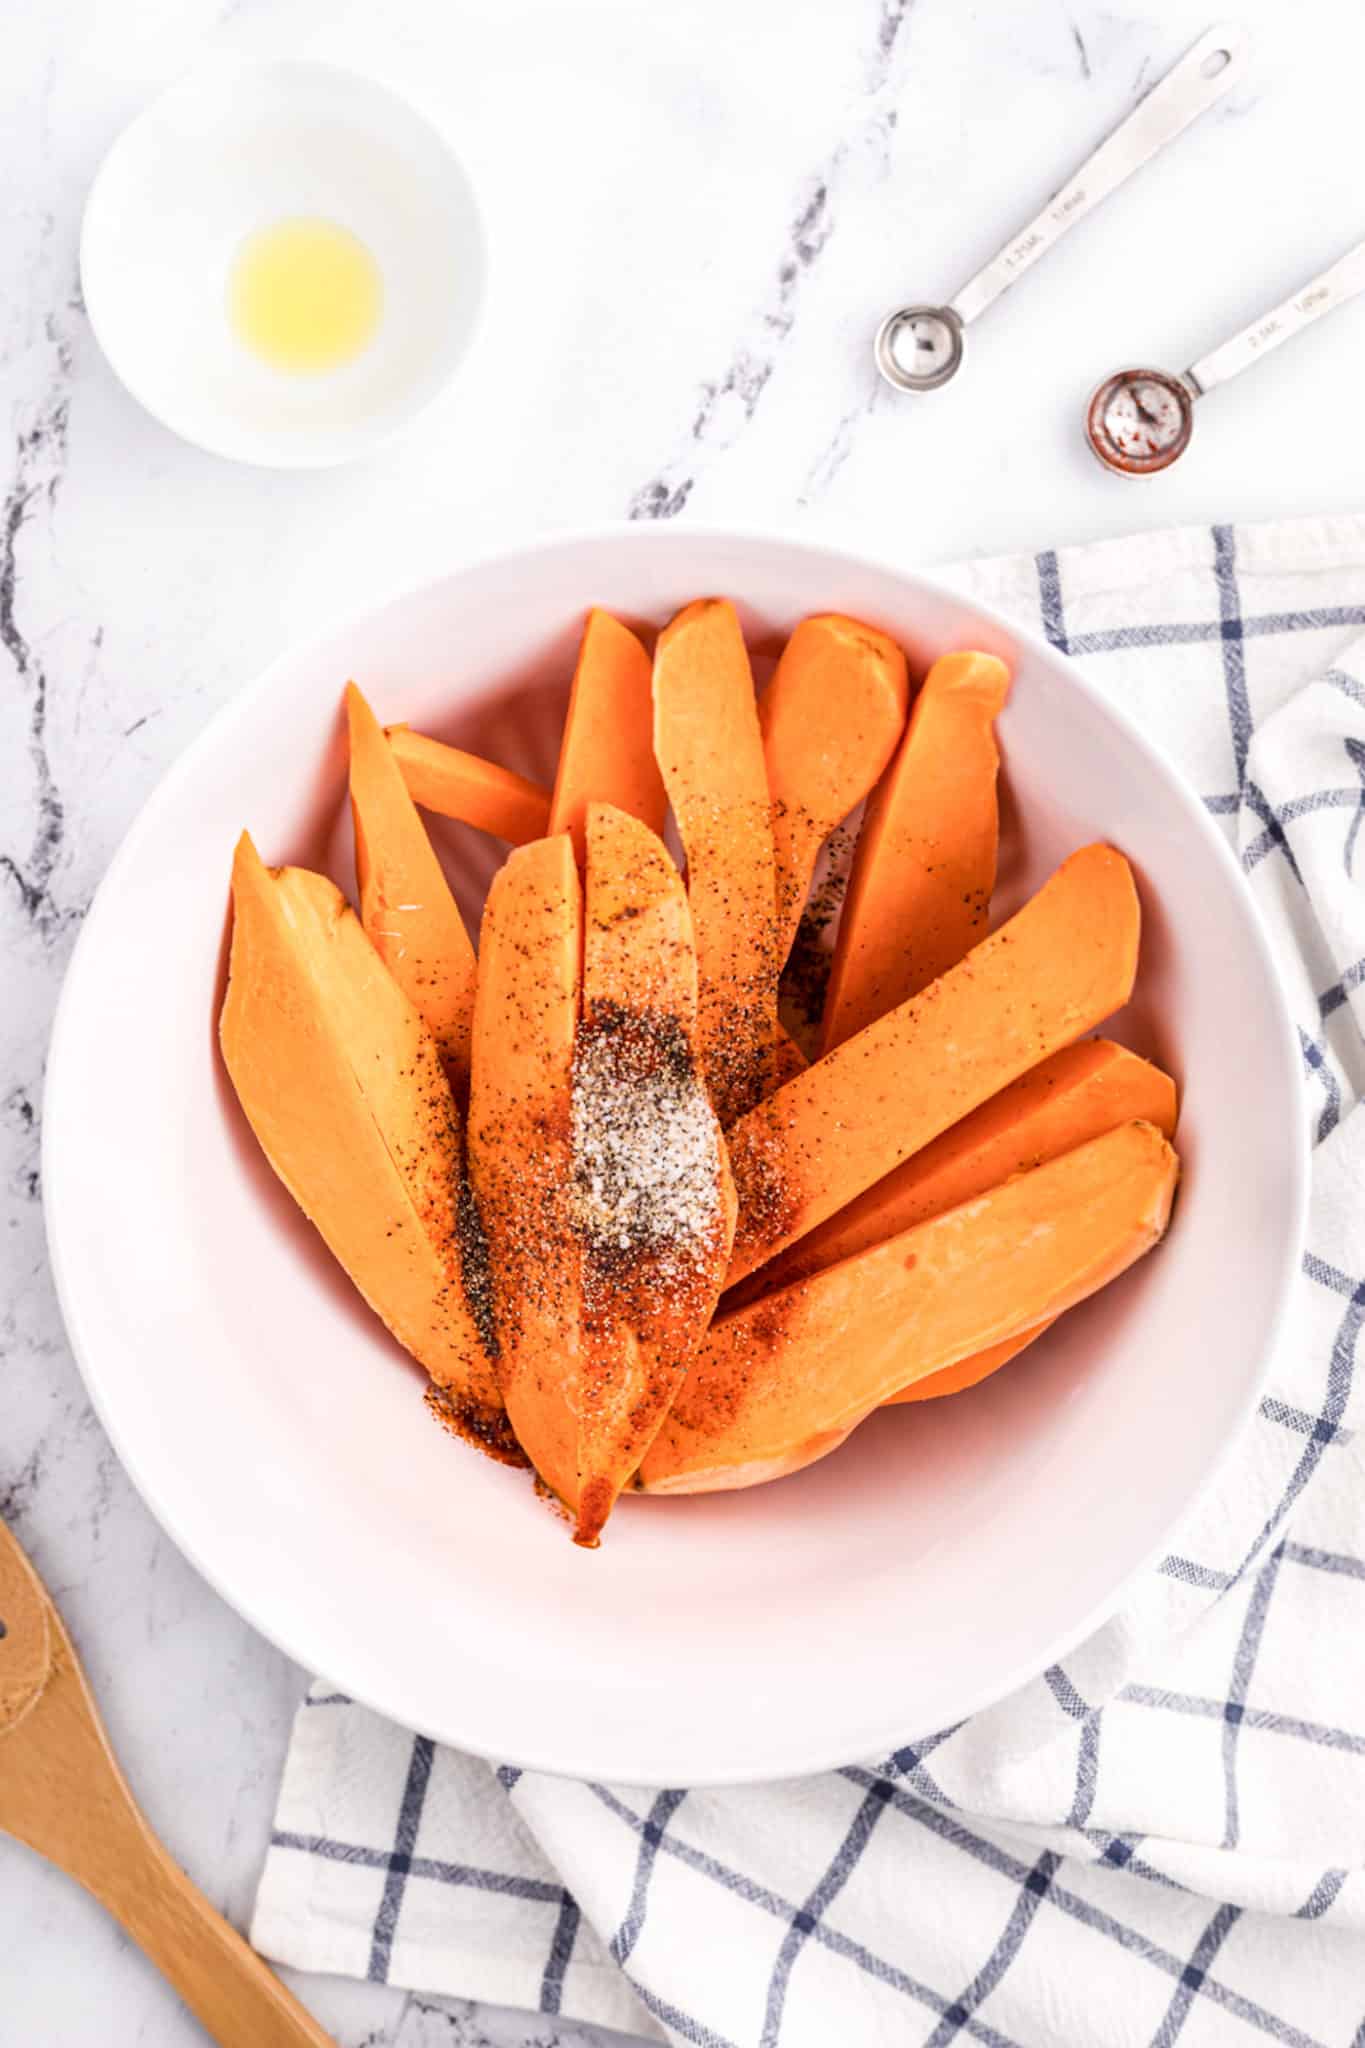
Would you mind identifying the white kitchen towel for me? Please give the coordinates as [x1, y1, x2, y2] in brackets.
[253, 515, 1365, 2048]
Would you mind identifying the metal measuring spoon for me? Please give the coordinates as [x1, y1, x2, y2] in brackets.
[875, 22, 1249, 394]
[1087, 234, 1365, 473]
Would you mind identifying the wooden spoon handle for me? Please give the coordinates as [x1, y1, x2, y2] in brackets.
[0, 1603, 334, 2048]
[100, 1819, 334, 2048]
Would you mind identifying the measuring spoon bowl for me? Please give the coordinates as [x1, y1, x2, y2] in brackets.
[874, 304, 965, 392]
[1085, 366, 1196, 475]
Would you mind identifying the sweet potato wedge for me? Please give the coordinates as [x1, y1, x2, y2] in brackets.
[723, 844, 1142, 1286]
[386, 724, 551, 845]
[884, 1324, 1048, 1405]
[639, 1120, 1178, 1493]
[220, 834, 514, 1459]
[883, 1041, 1173, 1406]
[548, 610, 667, 861]
[760, 615, 909, 960]
[583, 802, 694, 1019]
[466, 835, 584, 1505]
[732, 1039, 1177, 1304]
[347, 683, 477, 1089]
[653, 598, 779, 1127]
[823, 651, 1011, 1051]
[571, 804, 736, 1543]
[747, 1037, 1175, 1404]
[742, 1037, 1174, 1408]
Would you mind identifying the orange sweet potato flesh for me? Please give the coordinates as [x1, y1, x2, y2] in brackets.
[571, 804, 736, 1543]
[760, 615, 909, 960]
[882, 1041, 1174, 1405]
[653, 598, 779, 1128]
[347, 684, 477, 1091]
[386, 724, 551, 845]
[885, 1324, 1048, 1405]
[823, 651, 1011, 1053]
[723, 844, 1142, 1287]
[466, 835, 584, 1510]
[733, 1038, 1177, 1305]
[548, 610, 667, 861]
[771, 1023, 808, 1090]
[219, 834, 515, 1459]
[638, 1120, 1178, 1493]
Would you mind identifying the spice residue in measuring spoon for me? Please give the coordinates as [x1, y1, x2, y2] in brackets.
[1087, 368, 1193, 475]
[230, 217, 382, 373]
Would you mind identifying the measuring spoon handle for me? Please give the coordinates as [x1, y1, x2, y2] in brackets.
[1186, 236, 1365, 395]
[950, 22, 1248, 328]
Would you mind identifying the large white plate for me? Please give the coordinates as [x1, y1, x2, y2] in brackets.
[43, 527, 1306, 1785]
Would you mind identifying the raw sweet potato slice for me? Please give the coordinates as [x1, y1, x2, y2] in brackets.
[583, 803, 694, 1016]
[219, 834, 515, 1459]
[822, 650, 1011, 1052]
[653, 598, 779, 1128]
[570, 804, 736, 1543]
[760, 615, 909, 960]
[466, 834, 584, 1508]
[639, 1120, 1178, 1493]
[884, 1325, 1048, 1405]
[347, 684, 478, 1091]
[732, 1039, 1177, 1305]
[548, 610, 667, 860]
[723, 843, 1142, 1287]
[386, 724, 551, 845]
[882, 1041, 1173, 1406]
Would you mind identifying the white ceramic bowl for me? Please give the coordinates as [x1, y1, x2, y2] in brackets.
[80, 61, 486, 468]
[43, 528, 1306, 1785]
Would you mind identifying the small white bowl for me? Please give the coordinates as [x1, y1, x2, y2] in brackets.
[80, 61, 486, 468]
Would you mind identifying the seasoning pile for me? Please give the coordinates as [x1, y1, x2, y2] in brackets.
[219, 598, 1180, 1545]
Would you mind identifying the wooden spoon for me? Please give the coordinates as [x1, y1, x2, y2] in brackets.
[0, 1516, 333, 2045]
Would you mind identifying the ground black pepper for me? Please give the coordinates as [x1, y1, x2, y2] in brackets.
[778, 822, 854, 1041]
[424, 1383, 528, 1467]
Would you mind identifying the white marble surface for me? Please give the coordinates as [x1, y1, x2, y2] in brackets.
[3, 0, 1363, 2038]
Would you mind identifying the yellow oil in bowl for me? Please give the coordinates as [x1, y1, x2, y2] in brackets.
[230, 217, 382, 374]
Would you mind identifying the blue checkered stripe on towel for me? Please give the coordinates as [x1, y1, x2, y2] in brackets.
[254, 518, 1365, 2048]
